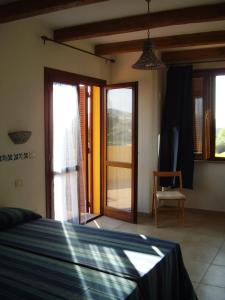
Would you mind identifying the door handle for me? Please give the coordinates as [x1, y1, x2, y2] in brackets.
[52, 165, 79, 174]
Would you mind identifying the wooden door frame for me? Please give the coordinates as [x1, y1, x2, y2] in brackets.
[102, 82, 138, 223]
[44, 67, 106, 219]
[86, 85, 93, 213]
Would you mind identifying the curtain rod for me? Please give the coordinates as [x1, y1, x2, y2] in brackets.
[41, 36, 115, 63]
[166, 59, 225, 66]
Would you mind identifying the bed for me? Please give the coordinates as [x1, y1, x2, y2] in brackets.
[0, 208, 198, 300]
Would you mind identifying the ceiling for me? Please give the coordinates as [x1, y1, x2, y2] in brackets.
[1, 0, 225, 61]
[82, 21, 225, 45]
[38, 0, 225, 51]
[0, 0, 18, 4]
[35, 0, 225, 29]
[1, 1, 225, 34]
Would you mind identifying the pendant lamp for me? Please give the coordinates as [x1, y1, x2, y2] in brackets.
[132, 0, 162, 70]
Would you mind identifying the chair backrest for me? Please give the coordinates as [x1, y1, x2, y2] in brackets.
[153, 171, 183, 193]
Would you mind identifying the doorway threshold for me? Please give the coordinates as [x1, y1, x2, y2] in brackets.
[80, 213, 103, 225]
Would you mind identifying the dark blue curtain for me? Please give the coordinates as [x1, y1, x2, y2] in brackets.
[159, 66, 194, 189]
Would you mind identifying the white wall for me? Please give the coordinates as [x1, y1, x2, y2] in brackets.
[0, 19, 111, 216]
[111, 52, 164, 213]
[185, 162, 225, 211]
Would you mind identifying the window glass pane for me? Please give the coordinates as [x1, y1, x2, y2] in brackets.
[192, 77, 204, 155]
[52, 82, 79, 223]
[194, 97, 203, 154]
[53, 83, 79, 172]
[215, 75, 225, 158]
[107, 167, 131, 211]
[107, 88, 132, 163]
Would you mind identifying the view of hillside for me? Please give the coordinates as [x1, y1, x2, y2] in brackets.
[216, 127, 225, 157]
[107, 108, 132, 146]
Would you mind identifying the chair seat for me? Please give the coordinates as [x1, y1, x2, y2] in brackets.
[156, 190, 186, 200]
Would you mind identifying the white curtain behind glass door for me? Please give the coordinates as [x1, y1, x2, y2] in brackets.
[53, 83, 80, 223]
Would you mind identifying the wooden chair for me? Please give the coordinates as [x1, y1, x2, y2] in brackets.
[152, 171, 186, 227]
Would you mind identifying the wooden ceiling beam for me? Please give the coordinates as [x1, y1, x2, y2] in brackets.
[54, 3, 225, 42]
[95, 31, 225, 55]
[0, 0, 108, 23]
[162, 47, 225, 64]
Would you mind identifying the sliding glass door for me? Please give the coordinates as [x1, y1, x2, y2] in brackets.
[104, 83, 138, 223]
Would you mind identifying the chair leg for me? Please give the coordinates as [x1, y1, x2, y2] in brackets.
[178, 200, 181, 225]
[155, 207, 158, 227]
[153, 195, 158, 227]
[178, 200, 185, 226]
[151, 192, 154, 218]
[155, 200, 159, 227]
[182, 201, 185, 226]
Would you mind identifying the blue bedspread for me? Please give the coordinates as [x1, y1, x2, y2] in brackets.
[0, 218, 197, 300]
[0, 244, 139, 300]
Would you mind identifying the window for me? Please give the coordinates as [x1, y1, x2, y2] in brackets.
[193, 69, 225, 160]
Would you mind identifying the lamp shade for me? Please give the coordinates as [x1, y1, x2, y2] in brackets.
[132, 39, 162, 70]
[8, 131, 32, 144]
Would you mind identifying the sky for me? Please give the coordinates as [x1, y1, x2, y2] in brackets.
[216, 75, 225, 129]
[108, 88, 132, 113]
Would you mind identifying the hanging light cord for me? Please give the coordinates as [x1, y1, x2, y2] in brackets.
[147, 0, 151, 39]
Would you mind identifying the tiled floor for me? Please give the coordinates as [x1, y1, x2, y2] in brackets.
[87, 211, 225, 300]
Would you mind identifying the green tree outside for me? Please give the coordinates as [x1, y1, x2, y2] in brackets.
[216, 128, 225, 157]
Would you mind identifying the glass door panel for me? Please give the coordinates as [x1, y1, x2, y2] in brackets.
[52, 82, 80, 223]
[107, 89, 132, 163]
[104, 83, 137, 223]
[107, 166, 132, 211]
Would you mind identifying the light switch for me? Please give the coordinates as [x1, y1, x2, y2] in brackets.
[15, 179, 23, 188]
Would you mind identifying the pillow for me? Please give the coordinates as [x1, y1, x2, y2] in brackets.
[0, 207, 42, 229]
